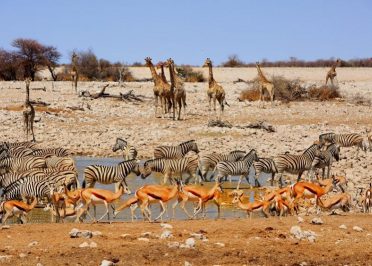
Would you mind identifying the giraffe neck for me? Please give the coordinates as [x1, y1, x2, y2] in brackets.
[25, 83, 30, 104]
[148, 64, 160, 85]
[160, 66, 167, 83]
[256, 65, 270, 83]
[208, 64, 215, 87]
[169, 63, 176, 89]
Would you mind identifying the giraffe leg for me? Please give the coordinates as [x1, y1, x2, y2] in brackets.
[30, 118, 35, 142]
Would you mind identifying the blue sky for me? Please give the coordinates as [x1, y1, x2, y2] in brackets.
[1, 0, 371, 65]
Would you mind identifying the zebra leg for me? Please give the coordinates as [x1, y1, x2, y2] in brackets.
[325, 167, 328, 179]
[244, 174, 251, 188]
[277, 173, 284, 188]
[297, 171, 304, 182]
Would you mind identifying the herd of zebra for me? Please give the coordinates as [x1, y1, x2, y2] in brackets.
[0, 131, 371, 224]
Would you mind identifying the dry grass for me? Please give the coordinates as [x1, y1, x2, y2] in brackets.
[176, 66, 205, 82]
[239, 76, 342, 102]
[349, 93, 371, 106]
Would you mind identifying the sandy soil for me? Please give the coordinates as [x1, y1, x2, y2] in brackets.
[0, 214, 371, 265]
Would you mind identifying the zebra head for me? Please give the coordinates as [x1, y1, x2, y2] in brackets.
[318, 133, 336, 147]
[242, 149, 258, 164]
[141, 159, 153, 179]
[113, 138, 127, 152]
[0, 149, 9, 160]
[330, 144, 341, 161]
[181, 140, 199, 154]
[131, 160, 141, 176]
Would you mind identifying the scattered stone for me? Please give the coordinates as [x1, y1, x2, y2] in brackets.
[185, 238, 196, 248]
[300, 262, 308, 266]
[0, 255, 12, 262]
[297, 217, 304, 223]
[160, 230, 173, 239]
[1, 225, 10, 230]
[120, 234, 131, 239]
[160, 223, 173, 230]
[100, 260, 114, 266]
[190, 233, 207, 240]
[69, 228, 93, 239]
[69, 228, 80, 238]
[19, 253, 27, 258]
[184, 261, 192, 266]
[79, 242, 90, 248]
[215, 242, 225, 247]
[81, 230, 93, 239]
[92, 231, 103, 236]
[36, 263, 43, 266]
[137, 237, 150, 242]
[335, 239, 342, 245]
[167, 242, 180, 249]
[140, 232, 152, 237]
[290, 226, 317, 242]
[353, 226, 363, 232]
[339, 224, 347, 230]
[28, 241, 38, 247]
[89, 241, 97, 248]
[311, 217, 323, 225]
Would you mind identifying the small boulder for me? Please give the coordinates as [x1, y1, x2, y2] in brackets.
[137, 237, 150, 242]
[100, 260, 114, 266]
[311, 217, 323, 225]
[353, 226, 363, 232]
[167, 242, 180, 249]
[339, 224, 347, 230]
[184, 261, 192, 266]
[297, 217, 304, 223]
[92, 231, 102, 237]
[79, 242, 90, 248]
[1, 225, 10, 230]
[160, 230, 173, 239]
[160, 223, 173, 230]
[185, 238, 196, 248]
[215, 242, 225, 247]
[28, 241, 38, 247]
[89, 241, 97, 248]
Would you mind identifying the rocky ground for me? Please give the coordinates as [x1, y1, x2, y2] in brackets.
[0, 214, 371, 265]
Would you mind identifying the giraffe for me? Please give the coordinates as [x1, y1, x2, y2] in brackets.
[202, 58, 228, 118]
[166, 58, 186, 120]
[256, 62, 274, 107]
[145, 57, 166, 118]
[71, 52, 79, 93]
[156, 61, 173, 115]
[22, 78, 36, 142]
[325, 59, 341, 86]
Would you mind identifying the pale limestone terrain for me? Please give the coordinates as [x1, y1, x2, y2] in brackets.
[0, 68, 371, 192]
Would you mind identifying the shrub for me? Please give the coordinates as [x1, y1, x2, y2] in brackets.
[221, 55, 246, 67]
[238, 88, 261, 101]
[176, 65, 205, 82]
[308, 85, 341, 101]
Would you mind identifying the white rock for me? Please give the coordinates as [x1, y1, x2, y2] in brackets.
[297, 217, 304, 223]
[339, 224, 347, 230]
[160, 223, 173, 230]
[215, 242, 225, 247]
[19, 253, 27, 258]
[160, 230, 173, 239]
[36, 263, 44, 266]
[89, 241, 97, 248]
[290, 226, 303, 239]
[69, 228, 80, 238]
[1, 225, 10, 230]
[120, 234, 131, 239]
[311, 217, 323, 225]
[81, 230, 93, 239]
[184, 261, 192, 266]
[168, 242, 180, 249]
[92, 231, 102, 236]
[137, 237, 150, 242]
[100, 259, 114, 266]
[140, 232, 152, 237]
[185, 238, 196, 248]
[79, 242, 90, 248]
[300, 262, 308, 266]
[28, 241, 38, 247]
[353, 226, 363, 232]
[190, 233, 207, 240]
[0, 255, 12, 262]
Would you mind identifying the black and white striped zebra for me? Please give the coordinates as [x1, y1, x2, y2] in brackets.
[273, 143, 321, 187]
[32, 147, 71, 157]
[0, 149, 9, 160]
[319, 132, 366, 156]
[3, 179, 55, 201]
[82, 159, 140, 193]
[198, 150, 246, 181]
[0, 156, 46, 173]
[142, 154, 199, 184]
[0, 145, 34, 158]
[253, 158, 278, 187]
[0, 141, 37, 150]
[310, 143, 340, 179]
[214, 149, 258, 189]
[154, 140, 199, 159]
[0, 170, 46, 188]
[2, 170, 77, 194]
[112, 138, 138, 160]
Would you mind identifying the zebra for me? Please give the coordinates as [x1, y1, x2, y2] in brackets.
[253, 158, 278, 187]
[0, 141, 37, 149]
[82, 159, 140, 193]
[319, 132, 365, 156]
[309, 143, 340, 179]
[154, 140, 199, 159]
[214, 149, 258, 189]
[3, 179, 55, 201]
[0, 149, 9, 160]
[197, 150, 246, 181]
[45, 156, 76, 171]
[1, 145, 34, 158]
[0, 156, 46, 173]
[0, 170, 46, 188]
[273, 143, 321, 187]
[2, 170, 77, 198]
[112, 138, 138, 160]
[32, 147, 71, 157]
[142, 154, 199, 184]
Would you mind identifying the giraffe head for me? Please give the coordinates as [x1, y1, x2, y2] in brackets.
[156, 61, 165, 69]
[25, 78, 31, 87]
[202, 58, 212, 67]
[165, 58, 174, 67]
[256, 62, 260, 67]
[144, 57, 153, 66]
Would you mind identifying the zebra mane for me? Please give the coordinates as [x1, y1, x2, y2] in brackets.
[242, 149, 256, 160]
[179, 140, 195, 145]
[303, 144, 320, 154]
[229, 150, 245, 154]
[116, 138, 127, 144]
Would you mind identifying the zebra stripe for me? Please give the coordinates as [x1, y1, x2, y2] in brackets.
[0, 170, 46, 188]
[4, 179, 54, 200]
[319, 133, 363, 148]
[112, 138, 138, 160]
[45, 156, 76, 171]
[154, 140, 199, 159]
[142, 154, 199, 184]
[0, 156, 46, 173]
[83, 159, 140, 191]
[310, 143, 340, 179]
[0, 141, 37, 149]
[32, 147, 71, 157]
[253, 158, 278, 187]
[198, 150, 246, 181]
[273, 144, 321, 186]
[215, 149, 258, 189]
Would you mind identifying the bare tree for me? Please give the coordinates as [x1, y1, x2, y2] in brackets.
[43, 46, 61, 81]
[0, 49, 20, 80]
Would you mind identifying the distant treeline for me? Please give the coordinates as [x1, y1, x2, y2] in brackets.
[221, 55, 372, 68]
[1, 38, 371, 81]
